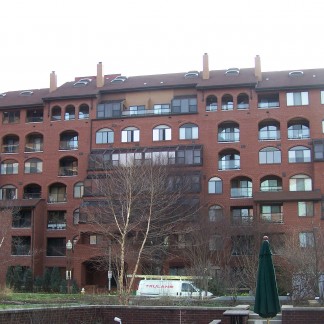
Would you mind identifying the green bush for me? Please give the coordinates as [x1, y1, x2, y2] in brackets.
[6, 266, 15, 289]
[23, 268, 33, 292]
[13, 266, 23, 292]
[34, 276, 44, 292]
[50, 267, 61, 293]
[60, 279, 67, 294]
[43, 268, 51, 292]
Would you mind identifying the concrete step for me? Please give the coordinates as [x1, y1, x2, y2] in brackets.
[247, 312, 282, 323]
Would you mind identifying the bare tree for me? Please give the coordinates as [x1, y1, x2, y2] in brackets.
[82, 160, 197, 304]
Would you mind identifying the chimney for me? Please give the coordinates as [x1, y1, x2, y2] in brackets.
[254, 55, 262, 81]
[49, 71, 57, 92]
[202, 53, 210, 80]
[97, 62, 104, 87]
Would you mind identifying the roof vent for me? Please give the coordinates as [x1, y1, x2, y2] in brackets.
[0, 93, 6, 97]
[225, 68, 240, 75]
[289, 70, 304, 77]
[19, 90, 34, 96]
[111, 76, 127, 83]
[73, 78, 92, 87]
[184, 71, 199, 79]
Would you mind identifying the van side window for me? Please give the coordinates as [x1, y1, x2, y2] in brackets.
[182, 283, 195, 292]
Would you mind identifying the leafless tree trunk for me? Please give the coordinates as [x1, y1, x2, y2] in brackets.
[83, 160, 197, 304]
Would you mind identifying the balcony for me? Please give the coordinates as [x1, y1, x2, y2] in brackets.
[25, 143, 43, 152]
[59, 141, 78, 150]
[231, 188, 252, 198]
[260, 212, 283, 224]
[23, 192, 41, 199]
[254, 190, 321, 202]
[2, 144, 18, 153]
[59, 167, 78, 176]
[231, 216, 253, 225]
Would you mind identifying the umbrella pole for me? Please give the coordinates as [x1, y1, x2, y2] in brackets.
[267, 319, 270, 324]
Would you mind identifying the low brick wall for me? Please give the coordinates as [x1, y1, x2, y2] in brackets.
[282, 306, 324, 324]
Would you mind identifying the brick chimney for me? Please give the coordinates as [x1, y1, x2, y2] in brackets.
[254, 55, 262, 81]
[97, 62, 104, 87]
[49, 71, 57, 92]
[202, 53, 210, 80]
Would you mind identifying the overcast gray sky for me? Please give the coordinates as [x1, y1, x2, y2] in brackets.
[1, 0, 323, 92]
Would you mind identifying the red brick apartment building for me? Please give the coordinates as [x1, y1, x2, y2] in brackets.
[0, 54, 323, 290]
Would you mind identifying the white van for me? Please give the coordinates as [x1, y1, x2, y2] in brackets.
[136, 279, 213, 297]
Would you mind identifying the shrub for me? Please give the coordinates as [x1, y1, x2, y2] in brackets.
[50, 267, 61, 293]
[43, 268, 51, 292]
[23, 268, 33, 292]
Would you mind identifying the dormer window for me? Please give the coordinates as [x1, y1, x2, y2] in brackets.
[289, 71, 304, 77]
[73, 78, 92, 87]
[111, 76, 127, 83]
[184, 71, 199, 79]
[19, 90, 33, 96]
[225, 68, 240, 76]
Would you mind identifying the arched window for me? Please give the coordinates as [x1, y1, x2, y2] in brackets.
[218, 122, 239, 142]
[179, 123, 198, 140]
[79, 104, 89, 119]
[51, 106, 61, 121]
[231, 177, 252, 198]
[289, 174, 312, 191]
[260, 176, 282, 192]
[208, 177, 222, 194]
[96, 128, 114, 144]
[65, 105, 75, 120]
[218, 150, 240, 170]
[288, 146, 311, 163]
[153, 125, 171, 141]
[121, 127, 140, 143]
[259, 120, 280, 140]
[24, 158, 43, 173]
[25, 133, 43, 152]
[221, 94, 234, 111]
[237, 93, 249, 109]
[48, 183, 67, 203]
[23, 183, 41, 199]
[2, 135, 19, 153]
[259, 147, 281, 164]
[206, 95, 217, 111]
[59, 157, 78, 176]
[288, 118, 310, 139]
[1, 159, 18, 174]
[74, 182, 84, 198]
[60, 131, 78, 150]
[209, 205, 223, 221]
[0, 185, 17, 200]
[73, 209, 80, 224]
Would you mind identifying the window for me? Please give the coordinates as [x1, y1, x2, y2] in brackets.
[289, 174, 312, 191]
[11, 236, 31, 255]
[167, 174, 200, 193]
[209, 235, 223, 251]
[232, 235, 254, 255]
[121, 127, 140, 143]
[51, 106, 61, 121]
[127, 105, 145, 116]
[237, 93, 249, 109]
[12, 210, 32, 228]
[259, 147, 281, 164]
[3, 111, 20, 124]
[24, 158, 43, 173]
[59, 131, 78, 150]
[260, 177, 282, 192]
[47, 238, 66, 256]
[288, 146, 311, 163]
[26, 109, 43, 123]
[313, 139, 324, 161]
[221, 94, 234, 110]
[260, 205, 283, 223]
[171, 97, 197, 113]
[299, 232, 314, 248]
[259, 122, 280, 140]
[48, 183, 67, 203]
[64, 105, 76, 120]
[153, 125, 171, 141]
[74, 182, 84, 198]
[287, 92, 309, 106]
[47, 211, 66, 230]
[208, 177, 222, 194]
[176, 147, 202, 165]
[23, 184, 41, 199]
[218, 122, 239, 142]
[97, 101, 122, 118]
[78, 104, 89, 119]
[73, 209, 80, 224]
[153, 104, 170, 115]
[209, 205, 223, 221]
[1, 160, 18, 174]
[59, 157, 78, 176]
[179, 123, 198, 140]
[206, 95, 217, 111]
[25, 133, 43, 152]
[219, 151, 240, 170]
[96, 128, 114, 144]
[231, 207, 253, 225]
[231, 178, 252, 198]
[298, 202, 314, 217]
[2, 135, 19, 153]
[0, 185, 17, 200]
[288, 120, 310, 139]
[258, 93, 279, 108]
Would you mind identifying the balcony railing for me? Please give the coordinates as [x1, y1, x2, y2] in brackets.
[260, 213, 283, 223]
[2, 144, 19, 153]
[259, 130, 280, 141]
[121, 107, 171, 117]
[26, 116, 43, 123]
[258, 101, 280, 109]
[219, 161, 240, 170]
[260, 186, 282, 192]
[218, 133, 240, 142]
[231, 188, 252, 198]
[59, 167, 78, 176]
[47, 222, 66, 230]
[23, 192, 41, 199]
[288, 130, 310, 139]
[48, 195, 67, 203]
[25, 143, 43, 152]
[231, 216, 253, 225]
[59, 141, 78, 150]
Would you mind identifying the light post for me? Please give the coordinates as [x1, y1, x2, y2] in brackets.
[66, 239, 73, 293]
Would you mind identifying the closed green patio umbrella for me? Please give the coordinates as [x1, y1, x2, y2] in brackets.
[254, 236, 281, 323]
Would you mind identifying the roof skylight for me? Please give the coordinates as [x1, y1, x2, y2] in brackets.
[73, 78, 92, 87]
[289, 71, 304, 77]
[184, 71, 199, 79]
[225, 68, 240, 75]
[111, 76, 127, 83]
[19, 90, 34, 96]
